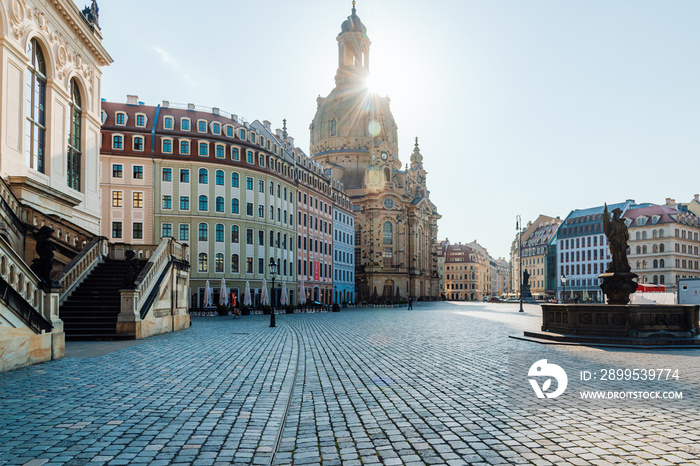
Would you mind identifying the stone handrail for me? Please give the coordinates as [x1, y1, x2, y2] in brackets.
[0, 176, 22, 221]
[0, 234, 53, 326]
[24, 205, 95, 252]
[56, 236, 109, 304]
[132, 238, 185, 314]
[109, 242, 159, 260]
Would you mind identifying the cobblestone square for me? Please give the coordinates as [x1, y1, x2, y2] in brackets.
[2, 302, 700, 465]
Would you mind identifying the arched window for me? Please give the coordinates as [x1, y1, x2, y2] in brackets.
[660, 259, 665, 268]
[382, 222, 393, 245]
[232, 172, 239, 187]
[642, 245, 647, 254]
[215, 224, 224, 242]
[659, 229, 664, 237]
[215, 170, 224, 185]
[660, 244, 665, 253]
[642, 231, 647, 239]
[215, 253, 224, 272]
[653, 230, 658, 238]
[660, 275, 665, 284]
[67, 79, 82, 190]
[216, 196, 224, 212]
[198, 223, 208, 241]
[330, 118, 337, 137]
[636, 232, 640, 240]
[198, 253, 208, 272]
[231, 198, 239, 214]
[653, 259, 658, 268]
[231, 254, 239, 273]
[27, 39, 47, 173]
[652, 244, 658, 253]
[636, 246, 641, 254]
[198, 195, 208, 211]
[231, 225, 239, 243]
[199, 168, 208, 184]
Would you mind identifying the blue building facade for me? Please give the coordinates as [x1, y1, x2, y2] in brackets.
[332, 187, 355, 304]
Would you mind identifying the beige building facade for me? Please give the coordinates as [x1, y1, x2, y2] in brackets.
[310, 5, 440, 302]
[626, 200, 700, 290]
[0, 0, 111, 371]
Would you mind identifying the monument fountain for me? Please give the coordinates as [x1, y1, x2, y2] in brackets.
[523, 205, 700, 347]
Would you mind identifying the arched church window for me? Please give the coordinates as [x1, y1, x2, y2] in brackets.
[382, 222, 393, 245]
[68, 79, 82, 190]
[27, 38, 47, 173]
[330, 119, 337, 137]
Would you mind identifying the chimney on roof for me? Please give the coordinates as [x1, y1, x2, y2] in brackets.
[695, 194, 699, 202]
[126, 95, 138, 105]
[263, 120, 272, 131]
[666, 198, 675, 206]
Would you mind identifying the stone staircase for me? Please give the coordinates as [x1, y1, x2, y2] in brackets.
[60, 259, 143, 341]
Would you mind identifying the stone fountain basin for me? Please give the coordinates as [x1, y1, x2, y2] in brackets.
[519, 304, 700, 347]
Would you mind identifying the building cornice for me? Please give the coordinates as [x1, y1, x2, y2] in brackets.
[49, 0, 113, 66]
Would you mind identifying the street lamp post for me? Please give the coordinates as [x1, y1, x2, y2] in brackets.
[561, 275, 567, 303]
[516, 215, 524, 313]
[269, 257, 277, 328]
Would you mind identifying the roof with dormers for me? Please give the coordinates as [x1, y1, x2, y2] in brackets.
[624, 204, 699, 227]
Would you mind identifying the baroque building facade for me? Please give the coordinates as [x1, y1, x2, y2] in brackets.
[100, 99, 298, 307]
[309, 5, 440, 302]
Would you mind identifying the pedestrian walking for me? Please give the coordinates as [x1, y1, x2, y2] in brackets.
[408, 297, 413, 310]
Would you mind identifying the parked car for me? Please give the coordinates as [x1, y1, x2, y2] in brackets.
[489, 297, 503, 303]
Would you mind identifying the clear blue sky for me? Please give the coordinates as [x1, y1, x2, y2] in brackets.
[96, 0, 700, 259]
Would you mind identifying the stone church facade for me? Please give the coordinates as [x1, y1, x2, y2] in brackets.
[310, 4, 440, 302]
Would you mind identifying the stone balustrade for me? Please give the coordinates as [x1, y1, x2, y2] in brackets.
[56, 236, 109, 305]
[23, 205, 94, 252]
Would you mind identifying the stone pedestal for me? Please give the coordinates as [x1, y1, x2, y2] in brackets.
[599, 272, 638, 304]
[522, 304, 700, 347]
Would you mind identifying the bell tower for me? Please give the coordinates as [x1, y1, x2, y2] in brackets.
[335, 1, 371, 87]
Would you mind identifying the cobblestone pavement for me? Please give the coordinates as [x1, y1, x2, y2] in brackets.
[2, 302, 700, 465]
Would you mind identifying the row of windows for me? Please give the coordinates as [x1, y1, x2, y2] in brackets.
[561, 249, 610, 263]
[112, 114, 279, 154]
[111, 164, 144, 180]
[334, 229, 353, 244]
[297, 236, 333, 256]
[298, 212, 333, 234]
[561, 263, 606, 276]
[334, 250, 353, 265]
[560, 235, 607, 250]
[159, 194, 292, 221]
[196, 253, 294, 276]
[297, 259, 332, 280]
[334, 210, 353, 226]
[334, 269, 353, 283]
[161, 168, 293, 200]
[297, 191, 334, 216]
[111, 222, 143, 239]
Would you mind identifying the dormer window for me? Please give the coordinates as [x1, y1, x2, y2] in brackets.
[651, 215, 660, 224]
[135, 113, 147, 127]
[181, 118, 191, 131]
[197, 120, 207, 133]
[115, 112, 127, 125]
[211, 122, 221, 134]
[239, 128, 246, 139]
[164, 116, 174, 129]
